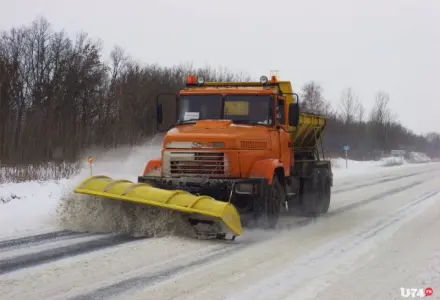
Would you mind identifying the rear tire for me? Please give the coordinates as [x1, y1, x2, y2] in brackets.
[320, 172, 331, 214]
[300, 167, 331, 217]
[253, 175, 283, 229]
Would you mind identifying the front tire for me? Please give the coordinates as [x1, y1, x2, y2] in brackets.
[253, 175, 284, 229]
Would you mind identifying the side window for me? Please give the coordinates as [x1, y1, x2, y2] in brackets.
[276, 99, 285, 125]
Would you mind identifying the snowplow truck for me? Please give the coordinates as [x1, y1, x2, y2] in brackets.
[74, 74, 333, 240]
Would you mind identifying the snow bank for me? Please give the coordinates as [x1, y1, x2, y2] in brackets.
[330, 157, 404, 177]
[0, 179, 70, 238]
[406, 151, 432, 163]
[373, 152, 432, 167]
[330, 158, 382, 178]
[380, 156, 407, 167]
[330, 154, 432, 179]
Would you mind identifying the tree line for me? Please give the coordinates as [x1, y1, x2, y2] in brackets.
[299, 83, 440, 159]
[0, 17, 438, 167]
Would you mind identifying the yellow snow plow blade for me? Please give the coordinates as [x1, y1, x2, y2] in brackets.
[73, 175, 243, 237]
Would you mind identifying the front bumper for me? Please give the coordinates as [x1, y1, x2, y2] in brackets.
[137, 175, 268, 211]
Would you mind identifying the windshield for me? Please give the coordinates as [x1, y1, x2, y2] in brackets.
[177, 94, 274, 125]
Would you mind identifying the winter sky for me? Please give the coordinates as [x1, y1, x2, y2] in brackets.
[1, 0, 439, 135]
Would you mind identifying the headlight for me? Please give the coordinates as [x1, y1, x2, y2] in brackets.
[260, 75, 269, 84]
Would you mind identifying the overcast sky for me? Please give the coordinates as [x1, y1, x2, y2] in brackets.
[1, 0, 439, 134]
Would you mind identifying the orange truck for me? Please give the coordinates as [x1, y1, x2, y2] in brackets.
[74, 74, 332, 240]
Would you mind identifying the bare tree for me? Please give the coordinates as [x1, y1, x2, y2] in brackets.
[339, 87, 361, 124]
[370, 91, 394, 126]
[369, 91, 396, 150]
[300, 81, 326, 114]
[357, 102, 365, 123]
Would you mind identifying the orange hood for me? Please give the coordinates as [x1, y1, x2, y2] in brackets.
[163, 120, 271, 149]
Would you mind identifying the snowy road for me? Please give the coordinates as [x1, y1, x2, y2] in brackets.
[1, 162, 440, 300]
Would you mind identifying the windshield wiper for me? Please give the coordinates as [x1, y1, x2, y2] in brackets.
[176, 119, 198, 125]
[176, 119, 264, 126]
[231, 120, 259, 124]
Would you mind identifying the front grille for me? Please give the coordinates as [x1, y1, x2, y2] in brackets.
[167, 152, 226, 177]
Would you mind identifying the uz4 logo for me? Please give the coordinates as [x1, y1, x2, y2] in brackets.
[400, 287, 433, 298]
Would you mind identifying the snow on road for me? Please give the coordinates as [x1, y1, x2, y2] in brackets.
[0, 156, 439, 299]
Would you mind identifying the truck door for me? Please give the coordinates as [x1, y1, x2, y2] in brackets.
[276, 98, 291, 175]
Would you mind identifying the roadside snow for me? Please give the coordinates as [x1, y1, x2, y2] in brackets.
[0, 139, 163, 239]
[406, 151, 432, 163]
[330, 156, 432, 179]
[0, 179, 69, 238]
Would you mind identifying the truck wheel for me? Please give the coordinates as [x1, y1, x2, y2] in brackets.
[300, 168, 331, 216]
[253, 175, 283, 229]
[320, 171, 331, 214]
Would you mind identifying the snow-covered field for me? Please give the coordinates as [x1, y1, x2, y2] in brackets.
[0, 143, 439, 300]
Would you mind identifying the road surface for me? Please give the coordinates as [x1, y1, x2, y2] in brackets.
[1, 163, 439, 300]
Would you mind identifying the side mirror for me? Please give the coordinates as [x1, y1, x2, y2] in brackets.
[289, 103, 300, 126]
[157, 104, 163, 124]
[156, 92, 177, 133]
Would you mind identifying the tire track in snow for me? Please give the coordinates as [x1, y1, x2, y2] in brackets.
[69, 240, 254, 300]
[0, 230, 94, 251]
[330, 180, 425, 215]
[332, 168, 436, 194]
[0, 234, 146, 275]
[277, 179, 426, 231]
[334, 171, 406, 187]
[69, 177, 431, 299]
